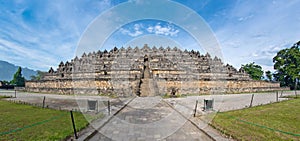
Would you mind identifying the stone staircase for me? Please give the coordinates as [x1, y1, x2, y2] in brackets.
[139, 62, 158, 97]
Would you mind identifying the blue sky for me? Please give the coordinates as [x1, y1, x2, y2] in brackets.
[0, 0, 299, 72]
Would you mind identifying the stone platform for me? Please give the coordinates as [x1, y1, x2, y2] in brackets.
[25, 45, 285, 96]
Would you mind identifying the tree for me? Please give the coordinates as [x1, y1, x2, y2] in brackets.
[273, 41, 300, 89]
[241, 62, 264, 80]
[265, 70, 273, 81]
[1, 80, 10, 85]
[10, 67, 25, 87]
[30, 71, 46, 81]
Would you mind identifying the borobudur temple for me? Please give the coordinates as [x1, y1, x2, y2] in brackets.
[25, 44, 283, 96]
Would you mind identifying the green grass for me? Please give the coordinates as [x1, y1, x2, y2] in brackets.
[0, 98, 89, 141]
[0, 96, 13, 99]
[281, 95, 300, 99]
[211, 98, 300, 141]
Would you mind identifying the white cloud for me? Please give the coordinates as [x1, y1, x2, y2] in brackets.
[129, 30, 143, 37]
[147, 23, 179, 36]
[0, 38, 58, 70]
[120, 23, 180, 37]
[238, 14, 254, 22]
[0, 0, 112, 70]
[128, 0, 146, 5]
[3, 0, 298, 73]
[146, 26, 154, 33]
[249, 43, 292, 71]
[214, 0, 300, 71]
[120, 24, 143, 37]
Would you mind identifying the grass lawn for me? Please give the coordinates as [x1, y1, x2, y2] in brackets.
[0, 97, 89, 141]
[211, 98, 300, 141]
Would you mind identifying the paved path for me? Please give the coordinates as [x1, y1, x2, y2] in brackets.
[88, 96, 213, 141]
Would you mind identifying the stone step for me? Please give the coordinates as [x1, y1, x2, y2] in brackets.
[139, 61, 159, 97]
[139, 78, 158, 97]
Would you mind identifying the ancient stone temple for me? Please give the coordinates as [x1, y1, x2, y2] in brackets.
[26, 44, 282, 96]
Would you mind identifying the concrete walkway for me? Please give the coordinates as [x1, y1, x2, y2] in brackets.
[87, 96, 213, 141]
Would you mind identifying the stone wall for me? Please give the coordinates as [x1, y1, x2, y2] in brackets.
[26, 78, 286, 96]
[156, 80, 285, 95]
[26, 79, 139, 97]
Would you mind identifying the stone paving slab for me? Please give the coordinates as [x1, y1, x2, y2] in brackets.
[88, 96, 212, 141]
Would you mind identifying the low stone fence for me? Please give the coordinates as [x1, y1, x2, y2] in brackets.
[14, 87, 26, 91]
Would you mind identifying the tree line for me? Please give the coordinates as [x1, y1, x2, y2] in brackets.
[1, 67, 25, 87]
[1, 67, 45, 87]
[242, 41, 300, 90]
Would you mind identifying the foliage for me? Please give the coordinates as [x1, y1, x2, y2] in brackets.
[212, 98, 300, 141]
[241, 62, 264, 80]
[10, 67, 25, 87]
[30, 71, 46, 81]
[273, 41, 300, 89]
[1, 80, 10, 85]
[265, 71, 272, 81]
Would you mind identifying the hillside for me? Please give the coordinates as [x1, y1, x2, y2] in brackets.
[0, 60, 37, 81]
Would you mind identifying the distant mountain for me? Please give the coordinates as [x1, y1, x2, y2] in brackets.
[0, 60, 37, 81]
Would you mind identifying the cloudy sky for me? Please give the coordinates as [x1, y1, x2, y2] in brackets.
[0, 0, 299, 72]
